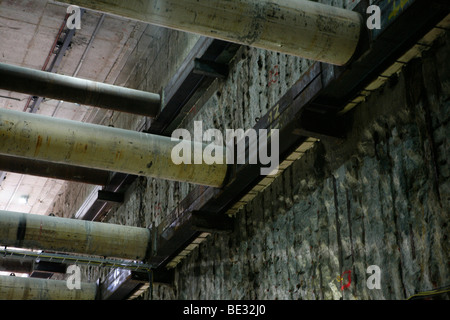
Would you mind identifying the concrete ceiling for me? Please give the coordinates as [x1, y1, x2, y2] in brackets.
[0, 0, 145, 215]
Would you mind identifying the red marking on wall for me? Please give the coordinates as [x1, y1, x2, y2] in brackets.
[268, 65, 280, 87]
[189, 105, 197, 114]
[154, 203, 161, 216]
[339, 270, 352, 291]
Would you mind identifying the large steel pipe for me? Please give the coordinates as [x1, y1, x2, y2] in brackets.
[58, 0, 362, 66]
[0, 275, 97, 300]
[0, 108, 228, 187]
[0, 154, 110, 186]
[0, 210, 150, 261]
[0, 62, 161, 117]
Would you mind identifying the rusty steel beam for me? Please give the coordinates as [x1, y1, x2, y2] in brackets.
[0, 257, 67, 278]
[0, 154, 111, 186]
[0, 257, 34, 274]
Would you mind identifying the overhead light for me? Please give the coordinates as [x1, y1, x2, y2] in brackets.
[18, 195, 29, 205]
[0, 271, 29, 278]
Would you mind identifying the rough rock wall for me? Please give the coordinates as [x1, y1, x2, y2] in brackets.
[103, 5, 449, 300]
[127, 42, 312, 299]
[171, 30, 449, 300]
[46, 0, 448, 300]
[102, 0, 363, 233]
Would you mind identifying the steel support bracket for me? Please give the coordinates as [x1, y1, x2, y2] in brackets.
[191, 211, 234, 234]
[193, 58, 229, 79]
